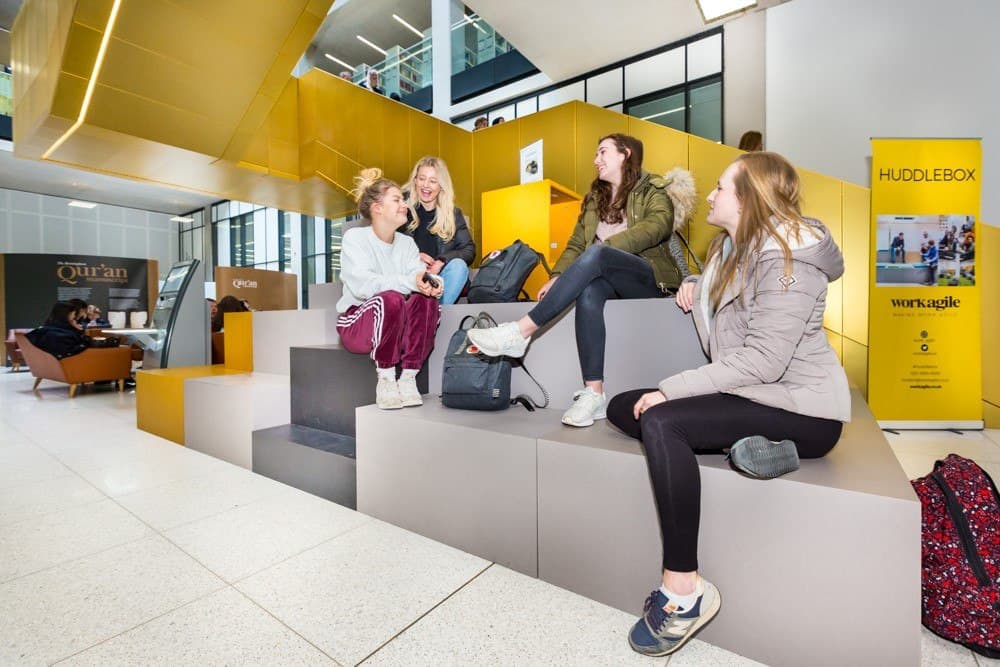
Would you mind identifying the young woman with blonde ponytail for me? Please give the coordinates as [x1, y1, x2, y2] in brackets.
[606, 152, 850, 658]
[400, 156, 476, 304]
[336, 168, 443, 410]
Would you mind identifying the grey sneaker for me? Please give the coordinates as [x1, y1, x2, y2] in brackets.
[561, 388, 607, 427]
[397, 374, 423, 407]
[375, 376, 404, 410]
[465, 322, 529, 358]
[628, 579, 722, 657]
[728, 435, 799, 479]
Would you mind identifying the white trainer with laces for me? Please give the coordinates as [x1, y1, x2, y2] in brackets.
[465, 322, 530, 358]
[397, 374, 423, 407]
[561, 387, 607, 427]
[375, 376, 404, 410]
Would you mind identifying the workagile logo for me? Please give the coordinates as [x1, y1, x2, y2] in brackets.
[878, 167, 976, 182]
[890, 296, 961, 311]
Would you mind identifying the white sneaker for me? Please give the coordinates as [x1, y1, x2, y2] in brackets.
[561, 388, 607, 427]
[397, 374, 423, 407]
[465, 322, 530, 358]
[376, 377, 404, 410]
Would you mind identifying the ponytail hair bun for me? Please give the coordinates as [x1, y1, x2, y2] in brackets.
[352, 168, 399, 221]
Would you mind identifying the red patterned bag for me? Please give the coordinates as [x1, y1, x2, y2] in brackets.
[911, 454, 1000, 657]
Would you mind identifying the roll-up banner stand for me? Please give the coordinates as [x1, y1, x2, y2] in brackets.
[868, 138, 983, 429]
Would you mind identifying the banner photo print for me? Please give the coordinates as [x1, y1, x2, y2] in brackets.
[868, 138, 982, 428]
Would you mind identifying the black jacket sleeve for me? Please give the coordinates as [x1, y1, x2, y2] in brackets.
[438, 208, 476, 265]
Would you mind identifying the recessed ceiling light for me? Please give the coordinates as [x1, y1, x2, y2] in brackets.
[68, 200, 98, 209]
[170, 216, 194, 223]
[356, 35, 387, 56]
[696, 0, 756, 21]
[392, 14, 425, 39]
[324, 54, 355, 70]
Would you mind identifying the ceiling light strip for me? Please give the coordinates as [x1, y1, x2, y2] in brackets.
[42, 0, 123, 160]
[356, 35, 387, 56]
[324, 54, 355, 70]
[392, 14, 425, 39]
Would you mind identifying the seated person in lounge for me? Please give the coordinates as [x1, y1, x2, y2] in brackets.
[211, 295, 249, 333]
[26, 301, 92, 359]
[336, 168, 442, 410]
[467, 133, 684, 427]
[889, 232, 905, 263]
[400, 156, 476, 305]
[605, 151, 849, 659]
[67, 298, 89, 330]
[84, 305, 111, 328]
[206, 298, 218, 322]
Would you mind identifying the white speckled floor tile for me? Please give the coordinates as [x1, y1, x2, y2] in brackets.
[0, 473, 105, 527]
[0, 443, 70, 489]
[236, 519, 490, 666]
[920, 627, 978, 666]
[0, 534, 226, 665]
[55, 587, 336, 666]
[72, 448, 233, 497]
[360, 564, 760, 667]
[164, 487, 372, 582]
[116, 466, 290, 531]
[0, 498, 151, 583]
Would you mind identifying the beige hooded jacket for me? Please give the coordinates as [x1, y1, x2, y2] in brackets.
[658, 218, 851, 423]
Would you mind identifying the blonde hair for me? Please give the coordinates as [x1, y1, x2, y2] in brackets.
[402, 157, 457, 242]
[706, 151, 819, 309]
[351, 168, 399, 221]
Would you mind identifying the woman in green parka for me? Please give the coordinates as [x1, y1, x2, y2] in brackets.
[468, 133, 682, 427]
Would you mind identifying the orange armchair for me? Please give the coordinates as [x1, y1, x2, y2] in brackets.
[14, 332, 133, 397]
[6, 328, 32, 371]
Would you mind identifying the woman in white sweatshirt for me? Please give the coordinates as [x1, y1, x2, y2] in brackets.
[336, 168, 444, 409]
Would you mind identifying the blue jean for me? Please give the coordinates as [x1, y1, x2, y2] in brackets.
[439, 258, 470, 305]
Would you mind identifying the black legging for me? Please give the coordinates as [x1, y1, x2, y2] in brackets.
[527, 245, 664, 382]
[607, 390, 843, 572]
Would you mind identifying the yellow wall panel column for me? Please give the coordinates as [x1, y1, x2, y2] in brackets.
[438, 122, 475, 221]
[472, 121, 521, 258]
[517, 103, 578, 191]
[842, 183, 871, 346]
[626, 117, 689, 177]
[686, 137, 742, 262]
[408, 110, 441, 178]
[574, 103, 629, 192]
[798, 169, 844, 334]
[981, 223, 1000, 426]
[843, 337, 869, 397]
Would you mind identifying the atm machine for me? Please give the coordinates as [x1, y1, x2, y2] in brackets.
[113, 259, 209, 368]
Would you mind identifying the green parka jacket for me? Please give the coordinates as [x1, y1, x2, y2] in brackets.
[551, 170, 682, 290]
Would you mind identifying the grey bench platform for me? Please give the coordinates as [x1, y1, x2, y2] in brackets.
[251, 344, 427, 508]
[356, 391, 920, 667]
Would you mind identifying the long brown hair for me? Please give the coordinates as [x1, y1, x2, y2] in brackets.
[705, 151, 818, 309]
[585, 134, 643, 223]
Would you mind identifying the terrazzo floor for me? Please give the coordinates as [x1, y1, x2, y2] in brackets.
[0, 371, 997, 666]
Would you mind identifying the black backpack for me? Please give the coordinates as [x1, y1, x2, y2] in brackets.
[440, 312, 548, 411]
[468, 240, 550, 303]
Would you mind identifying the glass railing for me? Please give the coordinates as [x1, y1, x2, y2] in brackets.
[346, 12, 514, 99]
[352, 37, 433, 99]
[0, 70, 13, 116]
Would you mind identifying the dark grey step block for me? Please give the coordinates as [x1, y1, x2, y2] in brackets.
[252, 424, 357, 509]
[290, 344, 428, 437]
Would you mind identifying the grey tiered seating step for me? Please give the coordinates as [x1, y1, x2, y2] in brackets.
[252, 424, 357, 509]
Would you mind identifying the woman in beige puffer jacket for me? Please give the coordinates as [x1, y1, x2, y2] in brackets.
[606, 152, 851, 658]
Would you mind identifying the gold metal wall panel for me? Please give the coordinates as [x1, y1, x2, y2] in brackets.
[843, 336, 869, 398]
[980, 223, 999, 418]
[798, 168, 844, 335]
[438, 122, 474, 219]
[408, 110, 441, 178]
[626, 116, 689, 177]
[576, 104, 629, 194]
[517, 103, 577, 192]
[842, 183, 871, 345]
[686, 136, 742, 262]
[472, 120, 521, 255]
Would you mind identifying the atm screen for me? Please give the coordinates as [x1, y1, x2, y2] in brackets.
[160, 265, 191, 294]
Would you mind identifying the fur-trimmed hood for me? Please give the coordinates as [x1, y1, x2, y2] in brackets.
[663, 167, 696, 233]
